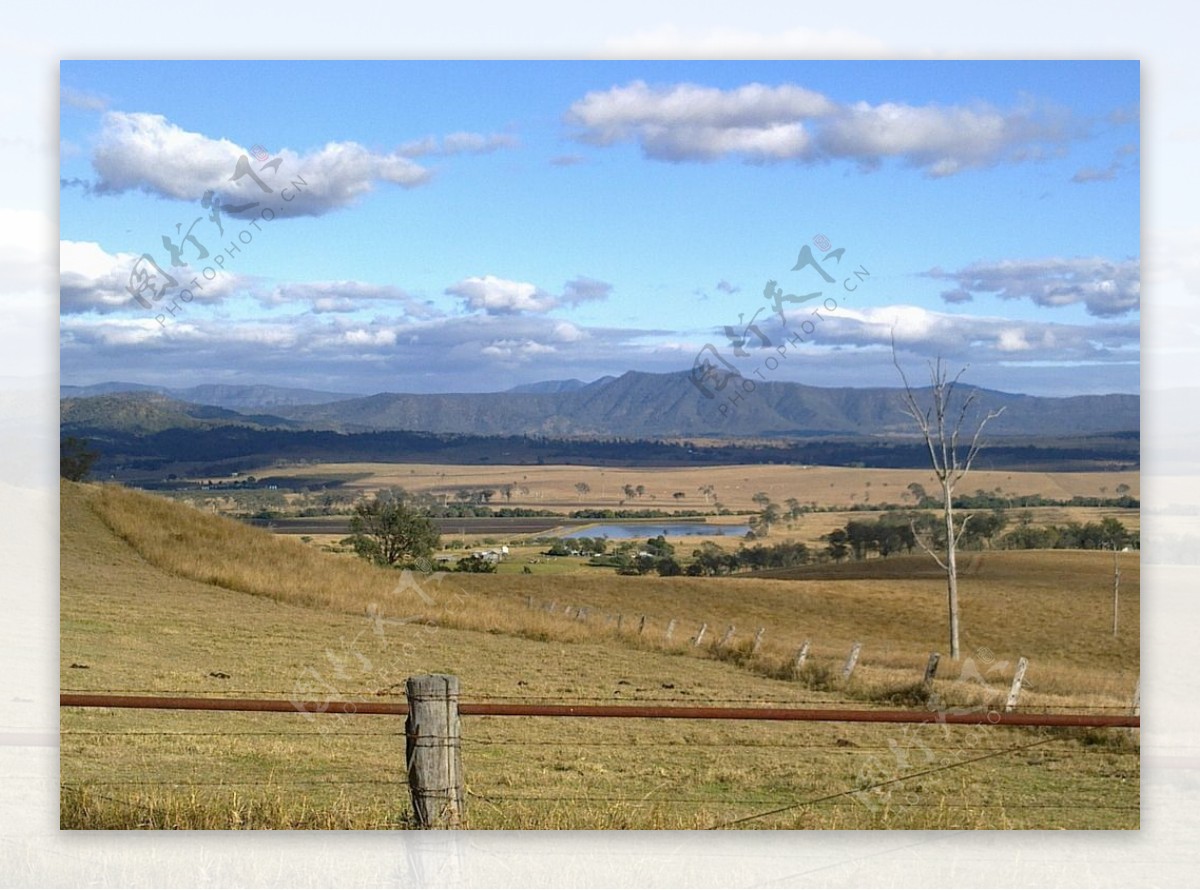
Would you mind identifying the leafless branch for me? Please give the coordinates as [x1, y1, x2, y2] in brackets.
[909, 517, 948, 571]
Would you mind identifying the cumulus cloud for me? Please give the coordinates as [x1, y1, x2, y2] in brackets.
[568, 81, 830, 162]
[447, 275, 612, 315]
[447, 276, 557, 314]
[59, 240, 244, 314]
[90, 111, 431, 217]
[60, 305, 666, 394]
[259, 281, 442, 317]
[397, 131, 518, 157]
[567, 81, 1079, 176]
[480, 338, 558, 361]
[926, 257, 1140, 317]
[804, 303, 1139, 364]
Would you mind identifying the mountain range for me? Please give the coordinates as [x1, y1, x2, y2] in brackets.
[61, 370, 1139, 440]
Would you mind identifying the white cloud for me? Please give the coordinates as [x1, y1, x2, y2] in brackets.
[59, 240, 243, 314]
[480, 339, 557, 361]
[551, 321, 586, 342]
[91, 112, 431, 217]
[60, 305, 668, 395]
[447, 276, 557, 314]
[260, 281, 442, 318]
[344, 328, 398, 347]
[927, 257, 1140, 317]
[447, 275, 612, 315]
[568, 81, 831, 162]
[567, 81, 1080, 175]
[804, 303, 1139, 364]
[397, 131, 518, 157]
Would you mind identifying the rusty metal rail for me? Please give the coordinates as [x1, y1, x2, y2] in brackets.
[59, 693, 1140, 728]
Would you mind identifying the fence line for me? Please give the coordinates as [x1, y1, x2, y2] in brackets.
[61, 678, 1139, 830]
[59, 693, 1139, 728]
[58, 688, 1141, 710]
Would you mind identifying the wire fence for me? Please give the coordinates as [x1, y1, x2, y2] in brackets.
[59, 688, 1140, 830]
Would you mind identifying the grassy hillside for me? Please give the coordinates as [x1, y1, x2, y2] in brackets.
[61, 482, 1139, 829]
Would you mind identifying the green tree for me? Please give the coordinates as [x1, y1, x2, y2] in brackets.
[644, 535, 674, 558]
[348, 496, 440, 566]
[455, 554, 497, 573]
[60, 436, 99, 482]
[824, 528, 850, 563]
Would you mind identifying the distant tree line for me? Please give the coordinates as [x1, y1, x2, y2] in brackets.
[819, 512, 1136, 562]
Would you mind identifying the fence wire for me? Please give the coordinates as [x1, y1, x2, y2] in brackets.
[60, 690, 1138, 830]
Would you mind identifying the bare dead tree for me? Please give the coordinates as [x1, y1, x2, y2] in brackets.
[892, 334, 1004, 659]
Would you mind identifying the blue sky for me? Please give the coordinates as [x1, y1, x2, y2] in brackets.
[59, 60, 1140, 396]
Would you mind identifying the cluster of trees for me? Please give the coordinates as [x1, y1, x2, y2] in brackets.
[821, 511, 1011, 562]
[588, 538, 812, 577]
[818, 510, 1135, 562]
[916, 486, 1138, 511]
[1000, 516, 1136, 551]
[570, 508, 708, 519]
[542, 536, 610, 557]
[823, 515, 920, 562]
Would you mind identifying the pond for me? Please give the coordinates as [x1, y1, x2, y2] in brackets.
[561, 523, 750, 540]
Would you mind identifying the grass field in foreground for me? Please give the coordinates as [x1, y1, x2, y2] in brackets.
[60, 481, 1139, 829]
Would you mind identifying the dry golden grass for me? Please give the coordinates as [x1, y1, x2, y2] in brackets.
[238, 461, 1139, 512]
[62, 481, 1139, 829]
[82, 482, 1139, 710]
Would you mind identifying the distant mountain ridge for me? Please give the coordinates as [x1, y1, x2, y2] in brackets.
[60, 391, 297, 435]
[60, 382, 356, 411]
[506, 378, 614, 394]
[63, 370, 1137, 440]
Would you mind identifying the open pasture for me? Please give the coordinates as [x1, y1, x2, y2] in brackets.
[61, 482, 1139, 829]
[237, 461, 1140, 513]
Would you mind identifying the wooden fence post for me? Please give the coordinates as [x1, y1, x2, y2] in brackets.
[793, 640, 811, 675]
[922, 652, 940, 688]
[1112, 549, 1121, 638]
[665, 619, 677, 643]
[1004, 657, 1029, 713]
[718, 625, 736, 649]
[693, 623, 708, 647]
[751, 628, 765, 656]
[841, 642, 862, 681]
[616, 614, 623, 633]
[1131, 675, 1140, 716]
[405, 674, 464, 829]
[638, 615, 646, 636]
